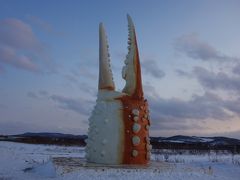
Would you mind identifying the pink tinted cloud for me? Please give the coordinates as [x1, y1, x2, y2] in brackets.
[26, 15, 64, 36]
[0, 18, 43, 51]
[0, 18, 49, 73]
[0, 46, 38, 72]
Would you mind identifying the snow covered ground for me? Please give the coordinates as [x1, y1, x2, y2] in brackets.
[0, 141, 239, 180]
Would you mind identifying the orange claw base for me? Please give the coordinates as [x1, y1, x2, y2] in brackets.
[118, 96, 151, 164]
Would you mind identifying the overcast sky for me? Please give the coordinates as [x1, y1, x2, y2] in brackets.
[0, 0, 240, 138]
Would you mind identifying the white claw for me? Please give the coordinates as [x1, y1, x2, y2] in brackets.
[99, 23, 115, 90]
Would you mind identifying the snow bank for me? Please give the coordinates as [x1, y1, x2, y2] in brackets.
[0, 141, 239, 180]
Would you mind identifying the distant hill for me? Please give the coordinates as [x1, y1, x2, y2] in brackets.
[0, 132, 87, 146]
[150, 135, 240, 153]
[0, 133, 240, 152]
[152, 135, 240, 146]
[17, 132, 87, 139]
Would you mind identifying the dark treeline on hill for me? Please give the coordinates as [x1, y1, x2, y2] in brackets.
[151, 135, 240, 154]
[0, 133, 240, 153]
[0, 133, 87, 146]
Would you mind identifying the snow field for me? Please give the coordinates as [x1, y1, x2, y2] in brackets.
[0, 141, 239, 180]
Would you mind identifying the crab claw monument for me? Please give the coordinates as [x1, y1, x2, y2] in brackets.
[86, 15, 151, 165]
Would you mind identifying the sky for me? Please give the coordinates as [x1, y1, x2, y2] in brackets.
[0, 0, 240, 138]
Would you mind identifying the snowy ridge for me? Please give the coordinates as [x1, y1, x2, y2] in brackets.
[155, 135, 240, 146]
[1, 133, 240, 147]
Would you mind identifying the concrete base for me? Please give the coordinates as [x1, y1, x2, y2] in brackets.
[53, 157, 173, 174]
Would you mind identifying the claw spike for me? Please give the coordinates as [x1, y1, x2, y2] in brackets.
[98, 23, 115, 91]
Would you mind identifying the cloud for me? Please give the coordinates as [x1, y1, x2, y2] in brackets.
[0, 121, 44, 135]
[193, 66, 240, 91]
[26, 91, 94, 116]
[27, 15, 54, 34]
[174, 33, 239, 62]
[63, 70, 97, 96]
[232, 63, 240, 76]
[64, 74, 79, 83]
[143, 83, 159, 99]
[39, 90, 48, 96]
[151, 120, 205, 131]
[0, 46, 38, 72]
[50, 94, 93, 116]
[27, 92, 38, 98]
[147, 87, 240, 134]
[0, 121, 85, 135]
[0, 18, 53, 73]
[26, 15, 65, 36]
[175, 69, 192, 78]
[149, 92, 229, 123]
[223, 98, 240, 115]
[27, 91, 50, 99]
[0, 18, 42, 51]
[215, 130, 240, 139]
[78, 82, 97, 95]
[141, 81, 240, 133]
[75, 66, 97, 80]
[142, 59, 165, 78]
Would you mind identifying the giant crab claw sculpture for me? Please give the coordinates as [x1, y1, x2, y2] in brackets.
[86, 15, 151, 165]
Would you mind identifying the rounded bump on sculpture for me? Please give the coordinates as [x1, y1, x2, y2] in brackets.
[132, 136, 140, 146]
[122, 66, 127, 79]
[132, 123, 141, 133]
[101, 150, 105, 157]
[102, 139, 107, 145]
[145, 136, 150, 143]
[144, 114, 148, 119]
[132, 109, 139, 116]
[132, 150, 138, 157]
[146, 144, 152, 151]
[124, 58, 128, 65]
[148, 114, 150, 120]
[104, 118, 109, 124]
[145, 125, 149, 130]
[133, 116, 139, 122]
